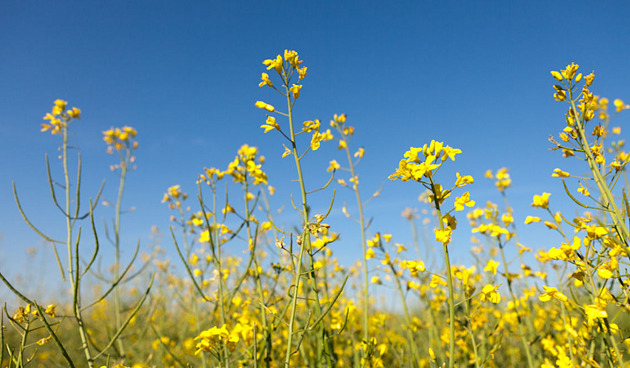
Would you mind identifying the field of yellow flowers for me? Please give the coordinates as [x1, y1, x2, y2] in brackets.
[2, 51, 630, 368]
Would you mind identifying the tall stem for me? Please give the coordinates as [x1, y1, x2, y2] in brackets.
[282, 75, 332, 367]
[62, 125, 94, 367]
[429, 177, 455, 368]
[113, 151, 128, 357]
[341, 139, 370, 346]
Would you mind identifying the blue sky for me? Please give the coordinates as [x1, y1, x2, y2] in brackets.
[1, 1, 630, 290]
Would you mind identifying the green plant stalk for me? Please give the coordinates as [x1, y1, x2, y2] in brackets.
[497, 238, 535, 368]
[568, 91, 630, 253]
[566, 88, 627, 366]
[243, 179, 271, 368]
[580, 236, 625, 367]
[428, 176, 455, 368]
[113, 148, 129, 358]
[390, 264, 421, 367]
[463, 298, 481, 368]
[340, 135, 370, 347]
[284, 240, 307, 367]
[210, 186, 230, 368]
[282, 76, 332, 368]
[62, 124, 94, 367]
[17, 320, 30, 368]
[556, 276, 578, 367]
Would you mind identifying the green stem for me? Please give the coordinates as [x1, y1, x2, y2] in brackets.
[391, 264, 421, 367]
[497, 238, 535, 368]
[63, 124, 94, 367]
[113, 149, 128, 358]
[282, 70, 332, 368]
[340, 135, 370, 347]
[428, 177, 455, 368]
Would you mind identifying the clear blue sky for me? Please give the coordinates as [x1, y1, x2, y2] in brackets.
[2, 1, 630, 289]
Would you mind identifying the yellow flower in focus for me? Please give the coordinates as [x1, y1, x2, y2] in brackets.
[290, 84, 302, 99]
[434, 227, 452, 246]
[284, 49, 301, 68]
[259, 72, 273, 87]
[577, 183, 590, 196]
[262, 54, 283, 74]
[550, 70, 563, 81]
[255, 101, 275, 112]
[454, 172, 474, 187]
[454, 192, 475, 211]
[561, 62, 579, 80]
[302, 119, 320, 133]
[260, 115, 280, 133]
[552, 168, 570, 177]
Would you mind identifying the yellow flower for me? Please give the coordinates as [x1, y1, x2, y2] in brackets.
[454, 192, 475, 211]
[561, 62, 579, 80]
[327, 160, 340, 172]
[584, 304, 607, 323]
[262, 54, 283, 74]
[282, 144, 292, 158]
[434, 227, 452, 246]
[539, 286, 568, 302]
[480, 284, 501, 304]
[550, 70, 563, 81]
[401, 260, 425, 276]
[67, 107, 81, 119]
[429, 274, 447, 288]
[552, 168, 570, 177]
[577, 183, 590, 196]
[614, 98, 629, 113]
[254, 101, 275, 112]
[524, 216, 541, 224]
[258, 72, 273, 87]
[284, 49, 301, 68]
[454, 172, 474, 187]
[260, 115, 280, 133]
[484, 259, 499, 275]
[302, 119, 320, 132]
[290, 84, 302, 99]
[298, 66, 307, 80]
[531, 192, 550, 209]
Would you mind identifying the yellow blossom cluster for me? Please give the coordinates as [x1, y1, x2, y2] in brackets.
[103, 126, 138, 154]
[41, 99, 81, 135]
[194, 325, 240, 354]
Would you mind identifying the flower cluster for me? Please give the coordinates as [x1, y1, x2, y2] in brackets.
[388, 140, 461, 183]
[41, 99, 81, 135]
[194, 325, 240, 355]
[103, 126, 138, 153]
[161, 184, 188, 209]
[224, 144, 268, 185]
[256, 50, 334, 153]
